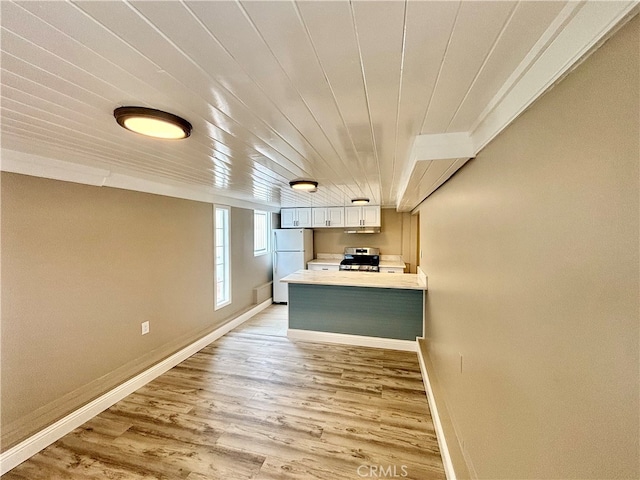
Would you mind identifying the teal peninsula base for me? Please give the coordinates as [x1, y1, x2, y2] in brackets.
[288, 283, 423, 341]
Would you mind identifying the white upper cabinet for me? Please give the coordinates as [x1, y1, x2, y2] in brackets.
[362, 206, 380, 226]
[328, 207, 345, 227]
[296, 208, 312, 227]
[345, 207, 362, 227]
[345, 206, 381, 227]
[285, 205, 379, 228]
[311, 208, 326, 227]
[312, 207, 345, 228]
[281, 208, 312, 228]
[281, 208, 296, 228]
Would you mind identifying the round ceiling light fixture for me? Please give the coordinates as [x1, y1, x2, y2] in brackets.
[289, 179, 318, 192]
[114, 106, 192, 140]
[351, 198, 370, 205]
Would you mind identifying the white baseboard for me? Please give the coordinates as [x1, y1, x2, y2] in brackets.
[0, 298, 273, 475]
[287, 329, 416, 352]
[416, 339, 456, 480]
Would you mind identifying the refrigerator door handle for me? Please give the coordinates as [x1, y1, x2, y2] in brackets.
[274, 231, 278, 252]
[274, 251, 278, 274]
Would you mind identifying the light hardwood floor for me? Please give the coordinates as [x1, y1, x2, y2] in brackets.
[3, 305, 445, 479]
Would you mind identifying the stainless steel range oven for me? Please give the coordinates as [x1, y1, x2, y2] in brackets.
[339, 247, 380, 272]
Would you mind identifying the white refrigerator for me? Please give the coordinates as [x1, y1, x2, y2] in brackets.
[273, 229, 313, 303]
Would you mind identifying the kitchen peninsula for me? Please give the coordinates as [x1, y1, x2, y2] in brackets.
[280, 270, 427, 348]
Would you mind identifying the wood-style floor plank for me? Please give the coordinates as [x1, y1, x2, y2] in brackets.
[2, 305, 445, 479]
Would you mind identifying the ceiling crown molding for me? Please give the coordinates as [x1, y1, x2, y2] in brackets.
[397, 0, 639, 212]
[0, 149, 280, 212]
[396, 133, 475, 212]
[471, 0, 639, 153]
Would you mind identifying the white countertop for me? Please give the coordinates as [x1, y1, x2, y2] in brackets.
[280, 269, 427, 290]
[307, 254, 343, 266]
[307, 253, 406, 269]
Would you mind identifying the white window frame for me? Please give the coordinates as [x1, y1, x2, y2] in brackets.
[214, 206, 231, 310]
[254, 210, 270, 257]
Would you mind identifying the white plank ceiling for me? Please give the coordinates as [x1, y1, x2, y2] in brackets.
[1, 1, 637, 211]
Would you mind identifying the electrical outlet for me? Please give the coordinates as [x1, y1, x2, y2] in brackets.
[141, 321, 150, 335]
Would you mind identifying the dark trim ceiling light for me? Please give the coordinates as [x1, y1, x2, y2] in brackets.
[289, 180, 318, 192]
[114, 106, 192, 139]
[351, 198, 370, 205]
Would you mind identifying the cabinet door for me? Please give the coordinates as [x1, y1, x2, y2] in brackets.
[327, 207, 345, 227]
[312, 208, 328, 228]
[362, 206, 380, 226]
[281, 208, 296, 228]
[296, 208, 312, 228]
[344, 207, 362, 227]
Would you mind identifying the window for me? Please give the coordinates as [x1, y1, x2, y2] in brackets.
[254, 210, 270, 256]
[214, 206, 231, 309]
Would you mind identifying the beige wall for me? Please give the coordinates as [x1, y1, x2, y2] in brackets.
[0, 173, 271, 449]
[313, 208, 418, 272]
[417, 16, 639, 479]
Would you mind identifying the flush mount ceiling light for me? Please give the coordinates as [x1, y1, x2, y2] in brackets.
[351, 198, 370, 205]
[114, 106, 192, 140]
[289, 180, 318, 192]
